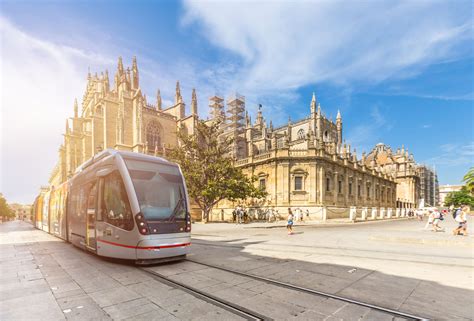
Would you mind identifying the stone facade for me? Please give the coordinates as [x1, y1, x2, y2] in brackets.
[364, 144, 420, 209]
[49, 57, 199, 186]
[211, 93, 397, 218]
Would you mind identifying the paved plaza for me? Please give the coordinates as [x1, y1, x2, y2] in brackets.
[0, 218, 472, 320]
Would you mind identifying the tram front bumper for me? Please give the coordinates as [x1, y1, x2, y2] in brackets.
[135, 237, 191, 261]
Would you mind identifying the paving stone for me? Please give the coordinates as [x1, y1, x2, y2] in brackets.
[332, 303, 371, 320]
[103, 298, 166, 320]
[0, 291, 65, 321]
[89, 287, 142, 308]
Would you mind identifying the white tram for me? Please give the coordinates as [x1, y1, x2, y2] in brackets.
[32, 149, 191, 264]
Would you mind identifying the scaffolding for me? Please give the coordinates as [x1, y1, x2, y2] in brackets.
[225, 93, 245, 134]
[208, 95, 225, 121]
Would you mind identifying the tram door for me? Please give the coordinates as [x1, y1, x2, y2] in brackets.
[86, 182, 97, 250]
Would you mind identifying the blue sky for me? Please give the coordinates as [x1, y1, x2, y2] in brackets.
[1, 0, 473, 203]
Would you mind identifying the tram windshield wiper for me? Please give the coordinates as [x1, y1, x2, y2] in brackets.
[168, 197, 185, 222]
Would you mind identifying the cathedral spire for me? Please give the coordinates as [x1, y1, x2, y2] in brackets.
[117, 56, 124, 75]
[132, 56, 139, 89]
[191, 88, 198, 115]
[336, 109, 341, 120]
[73, 98, 78, 118]
[104, 69, 110, 92]
[256, 104, 263, 124]
[156, 89, 162, 110]
[175, 81, 182, 104]
[65, 119, 70, 134]
[310, 92, 317, 113]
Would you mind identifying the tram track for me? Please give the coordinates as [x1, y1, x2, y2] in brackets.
[139, 267, 270, 321]
[184, 258, 429, 321]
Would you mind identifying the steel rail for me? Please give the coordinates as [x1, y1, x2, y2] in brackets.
[139, 267, 270, 321]
[185, 259, 430, 321]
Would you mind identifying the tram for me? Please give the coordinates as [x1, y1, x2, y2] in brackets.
[32, 149, 191, 264]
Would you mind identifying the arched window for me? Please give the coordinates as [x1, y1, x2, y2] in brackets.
[146, 121, 161, 151]
[297, 128, 305, 140]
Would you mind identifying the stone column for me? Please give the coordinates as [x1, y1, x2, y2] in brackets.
[395, 208, 400, 217]
[333, 171, 338, 205]
[387, 208, 392, 218]
[379, 207, 385, 219]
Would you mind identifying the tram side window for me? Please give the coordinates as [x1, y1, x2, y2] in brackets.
[102, 171, 133, 231]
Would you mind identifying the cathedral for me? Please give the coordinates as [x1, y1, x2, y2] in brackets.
[49, 56, 431, 221]
[209, 94, 398, 218]
[49, 57, 199, 187]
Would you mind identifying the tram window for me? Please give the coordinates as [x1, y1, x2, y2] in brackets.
[124, 159, 186, 221]
[102, 171, 133, 231]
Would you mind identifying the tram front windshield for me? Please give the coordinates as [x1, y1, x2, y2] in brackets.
[124, 158, 187, 221]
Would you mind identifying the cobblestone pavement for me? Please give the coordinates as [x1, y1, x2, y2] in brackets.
[190, 216, 473, 320]
[1, 219, 472, 320]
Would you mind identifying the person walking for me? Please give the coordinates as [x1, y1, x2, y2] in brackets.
[287, 208, 294, 235]
[424, 210, 434, 230]
[453, 206, 469, 236]
[431, 209, 444, 232]
[305, 209, 310, 219]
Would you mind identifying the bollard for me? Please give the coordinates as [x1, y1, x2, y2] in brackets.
[322, 207, 327, 221]
[379, 207, 385, 219]
[361, 207, 368, 220]
[371, 207, 377, 220]
[349, 206, 357, 221]
[387, 208, 392, 218]
[401, 208, 406, 217]
[395, 208, 400, 217]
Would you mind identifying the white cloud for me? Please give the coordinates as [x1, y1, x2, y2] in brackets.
[423, 142, 474, 167]
[182, 0, 472, 92]
[0, 17, 113, 203]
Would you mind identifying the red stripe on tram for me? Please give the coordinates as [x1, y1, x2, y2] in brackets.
[97, 239, 191, 250]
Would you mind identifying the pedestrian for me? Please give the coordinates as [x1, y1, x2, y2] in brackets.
[431, 210, 444, 232]
[416, 209, 424, 221]
[287, 208, 294, 235]
[232, 208, 236, 223]
[305, 209, 310, 218]
[299, 208, 304, 222]
[453, 205, 469, 236]
[267, 207, 273, 222]
[424, 210, 434, 230]
[237, 206, 243, 224]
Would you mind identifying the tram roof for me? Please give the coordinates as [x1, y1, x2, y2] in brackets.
[75, 149, 177, 174]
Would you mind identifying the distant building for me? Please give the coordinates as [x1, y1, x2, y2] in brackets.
[439, 184, 463, 206]
[9, 203, 32, 221]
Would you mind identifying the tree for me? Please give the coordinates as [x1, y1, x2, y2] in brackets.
[462, 167, 474, 195]
[444, 186, 474, 207]
[169, 120, 266, 222]
[0, 194, 15, 221]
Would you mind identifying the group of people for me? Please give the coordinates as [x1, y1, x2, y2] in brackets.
[422, 205, 469, 236]
[232, 206, 311, 224]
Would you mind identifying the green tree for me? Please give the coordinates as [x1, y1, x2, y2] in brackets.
[462, 167, 474, 195]
[0, 193, 15, 220]
[444, 186, 474, 207]
[169, 120, 266, 222]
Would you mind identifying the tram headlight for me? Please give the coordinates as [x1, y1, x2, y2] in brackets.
[135, 213, 149, 235]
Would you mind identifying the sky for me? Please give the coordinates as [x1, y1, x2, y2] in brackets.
[0, 0, 473, 204]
